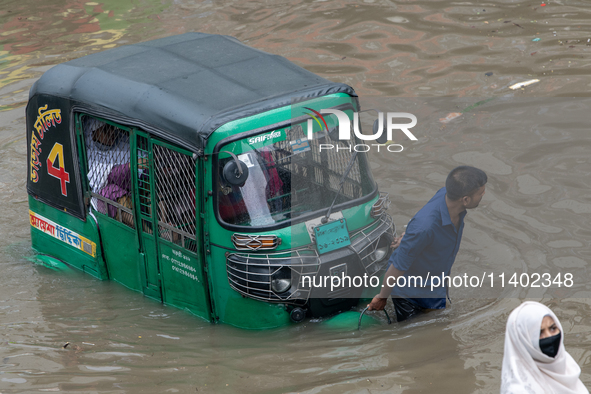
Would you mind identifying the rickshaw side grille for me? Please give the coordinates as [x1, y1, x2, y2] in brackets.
[153, 145, 197, 252]
[137, 134, 152, 232]
[82, 116, 134, 228]
[82, 117, 198, 253]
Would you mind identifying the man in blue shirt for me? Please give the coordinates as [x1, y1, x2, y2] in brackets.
[368, 166, 487, 322]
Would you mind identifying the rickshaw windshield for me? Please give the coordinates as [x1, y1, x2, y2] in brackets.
[216, 122, 376, 228]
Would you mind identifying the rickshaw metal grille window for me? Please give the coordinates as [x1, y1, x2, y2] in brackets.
[312, 137, 362, 199]
[137, 135, 152, 234]
[153, 145, 197, 251]
[285, 124, 363, 199]
[82, 116, 134, 228]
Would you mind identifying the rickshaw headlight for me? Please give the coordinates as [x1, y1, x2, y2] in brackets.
[373, 246, 389, 262]
[271, 267, 291, 293]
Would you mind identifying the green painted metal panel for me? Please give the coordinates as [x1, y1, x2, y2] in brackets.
[94, 212, 142, 291]
[158, 243, 210, 321]
[130, 132, 212, 319]
[138, 233, 162, 300]
[208, 244, 290, 329]
[28, 196, 108, 280]
[134, 130, 163, 301]
[204, 93, 354, 153]
[220, 294, 291, 329]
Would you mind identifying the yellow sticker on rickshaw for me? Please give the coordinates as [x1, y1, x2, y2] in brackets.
[29, 210, 96, 257]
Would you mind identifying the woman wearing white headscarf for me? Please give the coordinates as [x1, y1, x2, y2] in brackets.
[501, 301, 588, 393]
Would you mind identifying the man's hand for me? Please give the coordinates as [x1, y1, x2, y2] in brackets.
[367, 295, 388, 311]
[370, 263, 404, 311]
[391, 232, 405, 249]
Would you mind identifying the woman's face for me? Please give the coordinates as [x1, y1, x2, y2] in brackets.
[93, 125, 118, 146]
[540, 315, 560, 339]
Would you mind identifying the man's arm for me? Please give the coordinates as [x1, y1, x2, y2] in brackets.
[368, 232, 405, 310]
[368, 220, 433, 310]
[367, 264, 405, 311]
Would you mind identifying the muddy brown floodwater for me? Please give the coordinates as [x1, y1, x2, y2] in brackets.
[2, 0, 591, 393]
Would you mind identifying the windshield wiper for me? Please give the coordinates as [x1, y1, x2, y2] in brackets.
[321, 150, 358, 224]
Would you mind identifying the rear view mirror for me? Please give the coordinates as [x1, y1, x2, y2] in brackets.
[222, 154, 249, 186]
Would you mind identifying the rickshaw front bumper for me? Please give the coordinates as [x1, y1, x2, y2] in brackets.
[226, 214, 395, 312]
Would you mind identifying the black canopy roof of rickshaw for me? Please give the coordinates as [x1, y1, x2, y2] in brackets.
[30, 32, 356, 153]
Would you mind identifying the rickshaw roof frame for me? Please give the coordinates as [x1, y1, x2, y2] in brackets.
[30, 32, 356, 154]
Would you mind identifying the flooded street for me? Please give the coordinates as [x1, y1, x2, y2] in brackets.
[2, 0, 591, 393]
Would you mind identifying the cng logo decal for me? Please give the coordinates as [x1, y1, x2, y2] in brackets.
[248, 130, 281, 144]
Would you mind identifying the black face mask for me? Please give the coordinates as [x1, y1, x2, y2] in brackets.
[539, 332, 561, 358]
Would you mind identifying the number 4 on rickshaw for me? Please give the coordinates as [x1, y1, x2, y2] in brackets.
[46, 142, 70, 196]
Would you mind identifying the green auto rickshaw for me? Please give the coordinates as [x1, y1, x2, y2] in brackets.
[26, 32, 395, 329]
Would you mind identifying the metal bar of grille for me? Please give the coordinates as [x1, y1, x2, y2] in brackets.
[136, 135, 151, 218]
[90, 192, 134, 226]
[274, 123, 363, 199]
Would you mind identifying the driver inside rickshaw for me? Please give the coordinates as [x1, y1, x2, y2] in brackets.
[218, 148, 285, 226]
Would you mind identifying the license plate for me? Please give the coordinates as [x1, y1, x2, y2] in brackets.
[314, 218, 351, 255]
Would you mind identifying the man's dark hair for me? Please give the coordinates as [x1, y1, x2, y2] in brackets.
[445, 166, 487, 201]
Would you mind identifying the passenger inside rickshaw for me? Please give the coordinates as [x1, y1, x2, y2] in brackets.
[84, 118, 134, 226]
